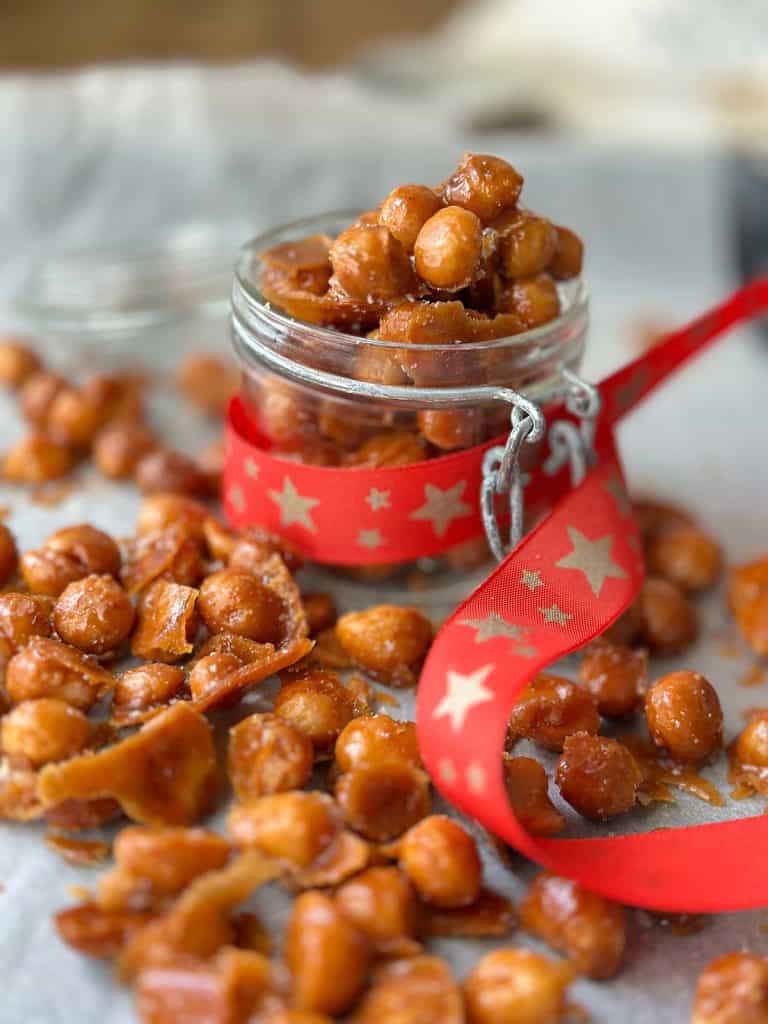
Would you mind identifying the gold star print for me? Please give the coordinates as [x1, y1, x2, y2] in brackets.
[466, 762, 486, 795]
[459, 614, 528, 644]
[268, 477, 320, 533]
[556, 526, 627, 597]
[602, 473, 631, 517]
[358, 528, 384, 551]
[365, 487, 391, 512]
[244, 458, 260, 479]
[410, 481, 472, 539]
[521, 569, 543, 591]
[438, 759, 457, 785]
[513, 644, 538, 658]
[433, 664, 495, 732]
[540, 603, 572, 627]
[229, 484, 245, 513]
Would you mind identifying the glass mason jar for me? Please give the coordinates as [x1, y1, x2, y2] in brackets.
[231, 212, 589, 587]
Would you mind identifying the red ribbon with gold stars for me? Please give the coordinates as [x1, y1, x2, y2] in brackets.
[226, 277, 768, 910]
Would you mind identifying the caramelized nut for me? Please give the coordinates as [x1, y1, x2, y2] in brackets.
[556, 733, 642, 820]
[0, 592, 53, 657]
[335, 762, 431, 841]
[228, 791, 340, 867]
[47, 386, 105, 447]
[379, 184, 443, 251]
[6, 636, 113, 709]
[1, 698, 89, 767]
[198, 568, 284, 644]
[335, 865, 418, 950]
[335, 714, 421, 773]
[274, 668, 357, 753]
[0, 338, 41, 388]
[336, 605, 433, 686]
[54, 574, 135, 654]
[638, 576, 698, 654]
[398, 815, 482, 908]
[302, 592, 337, 635]
[93, 420, 157, 479]
[578, 642, 646, 718]
[113, 663, 186, 715]
[3, 432, 76, 483]
[520, 872, 627, 979]
[228, 712, 313, 800]
[136, 449, 210, 498]
[442, 153, 523, 223]
[464, 948, 573, 1024]
[55, 903, 155, 959]
[495, 210, 558, 279]
[0, 522, 18, 584]
[137, 493, 210, 541]
[508, 674, 600, 751]
[692, 953, 768, 1024]
[503, 756, 565, 836]
[549, 225, 584, 280]
[645, 671, 723, 762]
[329, 224, 415, 301]
[729, 556, 768, 657]
[506, 273, 560, 328]
[20, 370, 67, 425]
[176, 352, 239, 417]
[645, 525, 721, 593]
[21, 523, 121, 596]
[131, 578, 199, 663]
[354, 956, 463, 1024]
[735, 713, 768, 768]
[414, 206, 483, 290]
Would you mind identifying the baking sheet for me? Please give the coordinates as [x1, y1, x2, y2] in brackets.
[1, 64, 768, 1023]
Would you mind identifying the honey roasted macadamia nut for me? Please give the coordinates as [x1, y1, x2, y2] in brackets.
[464, 948, 573, 1024]
[379, 184, 443, 251]
[1, 698, 90, 767]
[54, 574, 135, 655]
[398, 815, 482, 908]
[335, 605, 433, 686]
[329, 225, 415, 302]
[441, 153, 524, 223]
[414, 206, 484, 291]
[508, 674, 600, 752]
[692, 953, 768, 1024]
[556, 733, 642, 820]
[638, 577, 698, 655]
[0, 338, 41, 388]
[197, 569, 284, 644]
[645, 671, 723, 763]
[227, 712, 313, 800]
[578, 642, 646, 719]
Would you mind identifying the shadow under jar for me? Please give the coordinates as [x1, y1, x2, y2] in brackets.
[231, 212, 588, 582]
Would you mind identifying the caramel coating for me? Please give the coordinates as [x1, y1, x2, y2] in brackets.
[274, 668, 357, 753]
[378, 299, 473, 345]
[418, 408, 479, 450]
[508, 674, 600, 751]
[113, 663, 186, 713]
[20, 370, 67, 425]
[506, 273, 560, 328]
[6, 636, 113, 709]
[54, 574, 135, 654]
[55, 903, 155, 959]
[464, 948, 572, 1024]
[735, 713, 768, 768]
[31, 523, 121, 593]
[1, 698, 90, 767]
[335, 865, 418, 949]
[520, 872, 627, 979]
[260, 1015, 332, 1024]
[198, 568, 284, 644]
[645, 671, 723, 762]
[354, 956, 463, 1024]
[329, 224, 415, 301]
[136, 449, 210, 498]
[0, 522, 18, 585]
[3, 432, 76, 483]
[334, 714, 421, 774]
[47, 386, 105, 447]
[0, 339, 41, 388]
[335, 762, 431, 841]
[344, 430, 428, 468]
[556, 733, 642, 820]
[335, 605, 433, 686]
[496, 210, 558, 279]
[729, 557, 768, 657]
[442, 153, 523, 223]
[188, 652, 243, 702]
[285, 890, 370, 1015]
[549, 225, 584, 280]
[122, 524, 205, 596]
[176, 352, 239, 417]
[398, 815, 482, 908]
[131, 578, 199, 663]
[92, 420, 157, 479]
[503, 756, 565, 837]
[228, 791, 339, 867]
[638, 576, 698, 654]
[692, 953, 768, 1024]
[137, 493, 210, 542]
[302, 592, 337, 635]
[228, 712, 313, 800]
[646, 525, 721, 593]
[0, 592, 53, 658]
[379, 184, 443, 251]
[578, 642, 646, 718]
[414, 206, 483, 290]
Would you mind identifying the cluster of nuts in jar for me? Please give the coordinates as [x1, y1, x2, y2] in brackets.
[0, 336, 237, 493]
[0, 485, 764, 1020]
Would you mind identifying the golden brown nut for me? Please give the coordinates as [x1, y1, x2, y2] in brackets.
[578, 642, 646, 718]
[335, 866, 418, 951]
[379, 184, 443, 251]
[0, 522, 18, 585]
[55, 902, 155, 959]
[131, 578, 198, 663]
[176, 352, 239, 417]
[549, 225, 584, 280]
[335, 762, 431, 841]
[730, 573, 768, 657]
[197, 568, 284, 644]
[692, 953, 768, 1024]
[285, 890, 370, 1015]
[20, 370, 67, 425]
[6, 636, 113, 709]
[645, 525, 721, 593]
[274, 668, 357, 753]
[505, 273, 560, 328]
[556, 733, 642, 820]
[302, 592, 337, 635]
[378, 299, 473, 346]
[92, 420, 157, 479]
[0, 592, 53, 658]
[135, 449, 210, 498]
[638, 576, 698, 654]
[734, 713, 768, 768]
[136, 493, 210, 541]
[228, 791, 340, 867]
[645, 671, 723, 762]
[113, 663, 186, 715]
[414, 206, 483, 290]
[122, 524, 205, 597]
[495, 210, 558, 279]
[0, 339, 41, 388]
[503, 756, 565, 836]
[188, 652, 244, 703]
[3, 432, 76, 483]
[329, 224, 415, 301]
[334, 714, 421, 773]
[44, 523, 121, 579]
[38, 703, 217, 826]
[1, 698, 90, 767]
[442, 153, 523, 223]
[53, 573, 135, 654]
[520, 872, 627, 979]
[189, 638, 312, 714]
[336, 605, 433, 686]
[344, 430, 428, 468]
[464, 948, 573, 1024]
[508, 674, 600, 752]
[228, 712, 313, 801]
[398, 815, 482, 908]
[354, 956, 463, 1024]
[418, 408, 479, 450]
[260, 1012, 333, 1024]
[46, 386, 105, 447]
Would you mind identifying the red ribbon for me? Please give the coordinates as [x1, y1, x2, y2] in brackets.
[225, 277, 768, 911]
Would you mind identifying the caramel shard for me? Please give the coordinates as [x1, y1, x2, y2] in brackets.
[189, 637, 313, 713]
[131, 578, 199, 663]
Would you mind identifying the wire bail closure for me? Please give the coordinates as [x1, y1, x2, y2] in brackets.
[481, 369, 601, 562]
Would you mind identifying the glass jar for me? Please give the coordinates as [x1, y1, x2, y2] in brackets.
[230, 212, 589, 585]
